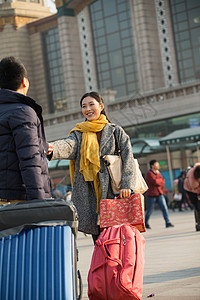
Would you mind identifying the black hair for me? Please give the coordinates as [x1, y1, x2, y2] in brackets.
[193, 165, 200, 180]
[0, 56, 27, 91]
[80, 91, 111, 122]
[149, 160, 157, 167]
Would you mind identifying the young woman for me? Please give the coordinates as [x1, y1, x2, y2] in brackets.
[184, 163, 200, 231]
[48, 92, 137, 242]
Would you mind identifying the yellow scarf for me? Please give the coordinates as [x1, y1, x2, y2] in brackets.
[69, 114, 108, 212]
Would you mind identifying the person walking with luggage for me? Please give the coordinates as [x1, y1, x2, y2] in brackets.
[0, 56, 51, 202]
[47, 91, 138, 243]
[184, 163, 200, 231]
[145, 160, 174, 229]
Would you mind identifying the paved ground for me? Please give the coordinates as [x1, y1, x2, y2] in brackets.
[77, 209, 200, 299]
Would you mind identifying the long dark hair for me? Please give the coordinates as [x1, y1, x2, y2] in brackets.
[80, 91, 111, 122]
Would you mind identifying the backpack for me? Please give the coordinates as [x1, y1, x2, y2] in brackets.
[88, 224, 145, 300]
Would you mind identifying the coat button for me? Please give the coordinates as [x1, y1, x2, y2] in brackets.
[100, 169, 104, 173]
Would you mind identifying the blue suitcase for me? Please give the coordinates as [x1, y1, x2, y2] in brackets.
[0, 200, 82, 300]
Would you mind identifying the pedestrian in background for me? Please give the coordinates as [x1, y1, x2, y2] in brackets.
[145, 160, 174, 229]
[184, 163, 200, 231]
[0, 56, 51, 202]
[47, 91, 138, 243]
[178, 171, 193, 211]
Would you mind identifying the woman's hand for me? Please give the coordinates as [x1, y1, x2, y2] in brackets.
[47, 143, 54, 155]
[119, 189, 131, 199]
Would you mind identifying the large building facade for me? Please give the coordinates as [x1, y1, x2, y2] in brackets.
[0, 0, 200, 189]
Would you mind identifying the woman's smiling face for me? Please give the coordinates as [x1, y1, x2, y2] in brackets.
[81, 96, 104, 121]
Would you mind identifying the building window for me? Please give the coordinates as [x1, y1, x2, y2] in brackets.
[89, 0, 139, 99]
[42, 28, 66, 113]
[170, 0, 200, 83]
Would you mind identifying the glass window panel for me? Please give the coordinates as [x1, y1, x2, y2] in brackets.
[96, 28, 105, 37]
[109, 50, 123, 68]
[122, 38, 131, 47]
[171, 5, 176, 13]
[119, 12, 127, 21]
[179, 31, 189, 40]
[55, 92, 62, 100]
[121, 30, 130, 38]
[120, 20, 129, 30]
[95, 47, 100, 55]
[49, 44, 56, 52]
[100, 62, 109, 71]
[101, 79, 111, 88]
[127, 73, 134, 83]
[113, 85, 126, 98]
[117, 0, 126, 3]
[111, 68, 125, 85]
[49, 36, 55, 43]
[103, 0, 117, 17]
[188, 8, 200, 28]
[53, 77, 60, 84]
[101, 71, 110, 80]
[173, 23, 178, 32]
[176, 43, 180, 51]
[123, 47, 132, 56]
[193, 47, 200, 66]
[99, 54, 108, 63]
[186, 0, 200, 10]
[182, 49, 192, 59]
[184, 68, 195, 77]
[191, 28, 200, 46]
[117, 3, 127, 12]
[98, 45, 107, 54]
[105, 16, 119, 34]
[107, 33, 121, 51]
[176, 3, 186, 12]
[177, 21, 188, 31]
[180, 40, 191, 49]
[98, 73, 103, 82]
[183, 59, 193, 68]
[96, 19, 104, 28]
[127, 83, 136, 92]
[125, 65, 133, 74]
[124, 56, 133, 65]
[176, 12, 187, 22]
[171, 0, 183, 5]
[94, 11, 103, 20]
[97, 36, 106, 45]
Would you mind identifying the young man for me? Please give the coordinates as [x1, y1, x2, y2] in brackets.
[0, 56, 51, 201]
[145, 160, 174, 229]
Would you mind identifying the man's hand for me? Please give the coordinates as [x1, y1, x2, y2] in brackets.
[47, 143, 54, 155]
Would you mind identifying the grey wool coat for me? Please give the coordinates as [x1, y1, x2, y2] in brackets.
[51, 123, 137, 235]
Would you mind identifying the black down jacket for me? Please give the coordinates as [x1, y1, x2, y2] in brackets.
[0, 89, 51, 200]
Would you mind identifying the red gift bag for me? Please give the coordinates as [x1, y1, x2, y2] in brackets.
[100, 193, 146, 232]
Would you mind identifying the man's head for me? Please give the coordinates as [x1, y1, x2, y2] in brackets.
[0, 56, 29, 94]
[149, 160, 160, 171]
